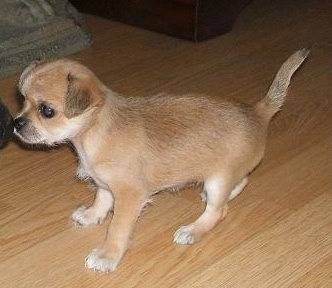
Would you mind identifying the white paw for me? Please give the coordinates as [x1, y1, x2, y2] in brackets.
[71, 206, 104, 227]
[85, 249, 119, 273]
[173, 225, 196, 245]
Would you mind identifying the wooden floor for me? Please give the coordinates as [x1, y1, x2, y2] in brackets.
[1, 0, 331, 287]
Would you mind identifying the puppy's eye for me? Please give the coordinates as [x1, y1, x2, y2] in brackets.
[39, 104, 55, 118]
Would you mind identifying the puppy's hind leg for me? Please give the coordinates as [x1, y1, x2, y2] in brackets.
[200, 176, 248, 202]
[72, 188, 114, 227]
[174, 175, 235, 245]
[228, 176, 248, 201]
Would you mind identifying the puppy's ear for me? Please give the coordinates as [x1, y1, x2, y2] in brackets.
[65, 73, 102, 118]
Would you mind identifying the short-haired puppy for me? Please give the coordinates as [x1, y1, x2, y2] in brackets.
[14, 49, 309, 272]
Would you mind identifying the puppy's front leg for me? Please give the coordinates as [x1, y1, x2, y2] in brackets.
[72, 188, 114, 227]
[85, 184, 147, 272]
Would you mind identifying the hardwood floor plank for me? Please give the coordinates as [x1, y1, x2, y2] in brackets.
[290, 257, 332, 288]
[177, 193, 332, 288]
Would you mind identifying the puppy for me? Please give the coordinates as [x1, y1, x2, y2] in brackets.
[14, 49, 309, 272]
[0, 98, 14, 148]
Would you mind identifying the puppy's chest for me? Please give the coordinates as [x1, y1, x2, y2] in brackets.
[76, 161, 94, 181]
[76, 158, 110, 188]
[75, 146, 108, 189]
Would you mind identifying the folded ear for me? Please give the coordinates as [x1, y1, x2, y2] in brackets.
[64, 73, 102, 118]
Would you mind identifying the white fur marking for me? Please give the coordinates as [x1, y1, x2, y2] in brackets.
[72, 189, 114, 226]
[173, 225, 195, 245]
[229, 177, 248, 201]
[85, 249, 118, 272]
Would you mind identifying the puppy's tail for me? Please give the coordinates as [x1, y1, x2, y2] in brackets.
[255, 48, 309, 121]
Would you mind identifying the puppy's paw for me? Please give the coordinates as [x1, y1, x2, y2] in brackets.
[71, 206, 105, 227]
[173, 225, 196, 245]
[85, 249, 119, 273]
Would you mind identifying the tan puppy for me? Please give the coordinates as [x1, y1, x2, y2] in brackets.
[14, 49, 309, 272]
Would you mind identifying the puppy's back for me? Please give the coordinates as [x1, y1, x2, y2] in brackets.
[123, 94, 263, 189]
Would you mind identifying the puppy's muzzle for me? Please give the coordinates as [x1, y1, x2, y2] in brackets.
[14, 116, 43, 145]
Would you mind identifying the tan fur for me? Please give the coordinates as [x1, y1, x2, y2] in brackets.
[14, 49, 309, 272]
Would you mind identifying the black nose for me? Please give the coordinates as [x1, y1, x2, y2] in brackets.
[14, 116, 27, 131]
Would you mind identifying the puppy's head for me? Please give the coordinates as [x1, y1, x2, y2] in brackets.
[14, 59, 105, 146]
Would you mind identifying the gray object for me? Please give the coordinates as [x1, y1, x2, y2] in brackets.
[0, 98, 13, 147]
[0, 0, 91, 79]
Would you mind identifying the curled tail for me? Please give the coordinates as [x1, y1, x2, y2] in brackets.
[255, 48, 310, 121]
